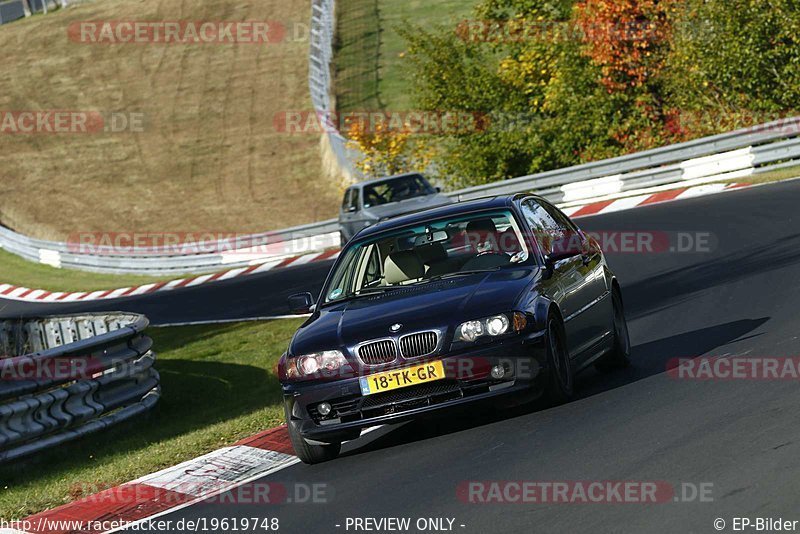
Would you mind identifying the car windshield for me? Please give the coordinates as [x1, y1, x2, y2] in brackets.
[362, 174, 436, 208]
[323, 210, 530, 304]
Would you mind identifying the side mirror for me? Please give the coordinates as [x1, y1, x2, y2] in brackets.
[347, 205, 357, 213]
[288, 292, 315, 314]
[435, 186, 442, 193]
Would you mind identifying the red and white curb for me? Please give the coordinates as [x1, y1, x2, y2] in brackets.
[559, 181, 751, 218]
[0, 248, 342, 303]
[0, 182, 752, 304]
[5, 426, 298, 534]
[5, 425, 383, 534]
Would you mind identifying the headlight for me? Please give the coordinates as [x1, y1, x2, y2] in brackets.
[285, 350, 348, 379]
[458, 320, 484, 342]
[486, 315, 510, 336]
[455, 312, 526, 343]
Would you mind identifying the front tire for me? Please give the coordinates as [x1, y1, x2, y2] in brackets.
[594, 287, 631, 373]
[285, 406, 341, 464]
[544, 313, 574, 405]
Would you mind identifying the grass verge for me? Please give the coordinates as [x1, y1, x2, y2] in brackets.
[725, 164, 800, 185]
[0, 319, 302, 521]
[0, 0, 341, 241]
[0, 249, 172, 293]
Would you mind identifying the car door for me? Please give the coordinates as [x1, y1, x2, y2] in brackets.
[520, 198, 608, 361]
[540, 199, 612, 360]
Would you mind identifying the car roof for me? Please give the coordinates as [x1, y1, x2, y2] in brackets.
[355, 194, 527, 239]
[348, 172, 426, 188]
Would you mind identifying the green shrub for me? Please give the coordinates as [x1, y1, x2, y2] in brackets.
[399, 0, 799, 186]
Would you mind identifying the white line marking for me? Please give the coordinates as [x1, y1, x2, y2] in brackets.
[152, 315, 310, 327]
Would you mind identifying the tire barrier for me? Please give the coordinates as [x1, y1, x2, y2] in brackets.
[0, 313, 159, 462]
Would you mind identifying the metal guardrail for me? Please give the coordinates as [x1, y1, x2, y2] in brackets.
[0, 0, 26, 25]
[0, 313, 159, 462]
[448, 117, 800, 203]
[2, 118, 799, 276]
[309, 0, 361, 180]
[0, 220, 341, 276]
[0, 0, 799, 277]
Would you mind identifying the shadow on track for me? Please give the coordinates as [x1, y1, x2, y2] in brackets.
[342, 317, 769, 459]
[622, 234, 800, 320]
[576, 317, 769, 397]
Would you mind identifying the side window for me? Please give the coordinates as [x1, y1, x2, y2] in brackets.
[350, 189, 360, 212]
[520, 199, 571, 256]
[352, 244, 382, 290]
[362, 246, 382, 288]
[539, 200, 578, 232]
[341, 189, 353, 211]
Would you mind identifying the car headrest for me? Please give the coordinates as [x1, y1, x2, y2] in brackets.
[384, 250, 424, 284]
[466, 218, 497, 235]
[497, 228, 521, 253]
[415, 243, 447, 265]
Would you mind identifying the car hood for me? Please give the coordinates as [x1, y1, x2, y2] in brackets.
[290, 267, 538, 357]
[364, 194, 453, 219]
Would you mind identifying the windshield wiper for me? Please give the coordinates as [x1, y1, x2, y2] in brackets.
[357, 286, 404, 295]
[419, 267, 501, 284]
[324, 286, 403, 306]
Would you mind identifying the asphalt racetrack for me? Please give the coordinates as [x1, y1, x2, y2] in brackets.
[4, 179, 800, 532]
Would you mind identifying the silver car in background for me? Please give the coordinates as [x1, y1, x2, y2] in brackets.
[338, 173, 453, 245]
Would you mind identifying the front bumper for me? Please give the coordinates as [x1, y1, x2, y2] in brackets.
[282, 333, 547, 443]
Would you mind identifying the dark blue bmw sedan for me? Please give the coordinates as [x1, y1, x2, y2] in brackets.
[279, 194, 630, 463]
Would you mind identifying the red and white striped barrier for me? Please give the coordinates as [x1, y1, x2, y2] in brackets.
[0, 182, 752, 304]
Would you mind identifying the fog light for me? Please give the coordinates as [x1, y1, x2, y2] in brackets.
[491, 365, 506, 380]
[317, 402, 332, 416]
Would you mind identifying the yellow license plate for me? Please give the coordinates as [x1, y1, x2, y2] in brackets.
[359, 360, 445, 396]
